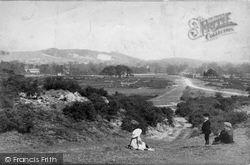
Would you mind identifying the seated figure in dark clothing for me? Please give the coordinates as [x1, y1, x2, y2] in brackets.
[213, 122, 234, 145]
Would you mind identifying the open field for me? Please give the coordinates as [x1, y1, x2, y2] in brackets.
[73, 74, 173, 90]
[74, 74, 249, 108]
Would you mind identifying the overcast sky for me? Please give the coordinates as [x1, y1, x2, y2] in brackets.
[0, 1, 249, 62]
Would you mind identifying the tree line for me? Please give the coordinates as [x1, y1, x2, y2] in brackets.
[2, 60, 250, 77]
[100, 65, 133, 78]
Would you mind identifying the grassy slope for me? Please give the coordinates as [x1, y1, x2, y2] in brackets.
[0, 120, 249, 164]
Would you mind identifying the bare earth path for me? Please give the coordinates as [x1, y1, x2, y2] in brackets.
[184, 78, 249, 96]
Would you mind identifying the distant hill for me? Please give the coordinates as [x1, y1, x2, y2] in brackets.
[148, 57, 206, 66]
[0, 48, 144, 66]
[0, 48, 213, 67]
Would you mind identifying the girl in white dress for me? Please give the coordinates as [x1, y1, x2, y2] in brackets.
[128, 128, 154, 151]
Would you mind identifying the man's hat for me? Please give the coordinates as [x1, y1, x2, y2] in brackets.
[132, 128, 142, 138]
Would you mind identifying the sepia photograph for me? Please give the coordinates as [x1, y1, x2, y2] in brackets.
[0, 0, 249, 164]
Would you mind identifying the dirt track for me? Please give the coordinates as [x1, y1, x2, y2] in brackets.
[151, 76, 249, 108]
[184, 78, 249, 96]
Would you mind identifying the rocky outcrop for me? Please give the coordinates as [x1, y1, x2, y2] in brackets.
[18, 90, 90, 110]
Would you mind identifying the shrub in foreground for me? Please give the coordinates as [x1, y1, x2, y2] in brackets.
[160, 107, 174, 125]
[121, 116, 148, 134]
[115, 94, 174, 132]
[62, 101, 96, 121]
[0, 104, 35, 134]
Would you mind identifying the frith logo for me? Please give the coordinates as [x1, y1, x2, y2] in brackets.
[188, 12, 237, 41]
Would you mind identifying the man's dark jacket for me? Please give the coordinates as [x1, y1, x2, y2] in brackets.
[202, 120, 211, 134]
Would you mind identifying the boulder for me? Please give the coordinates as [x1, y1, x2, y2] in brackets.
[65, 92, 77, 102]
[74, 92, 89, 102]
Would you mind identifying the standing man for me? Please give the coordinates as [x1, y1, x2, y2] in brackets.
[201, 113, 211, 146]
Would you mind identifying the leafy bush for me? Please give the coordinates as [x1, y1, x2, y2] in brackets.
[105, 98, 120, 121]
[180, 87, 205, 101]
[0, 104, 35, 134]
[80, 86, 108, 97]
[88, 93, 107, 113]
[160, 107, 174, 125]
[223, 111, 248, 126]
[1, 75, 41, 109]
[175, 105, 192, 117]
[3, 75, 40, 96]
[43, 77, 81, 92]
[121, 116, 148, 134]
[142, 107, 164, 127]
[62, 101, 96, 121]
[215, 92, 223, 99]
[188, 109, 206, 127]
[0, 93, 14, 108]
[114, 94, 173, 132]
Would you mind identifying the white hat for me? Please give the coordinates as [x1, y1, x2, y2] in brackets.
[224, 122, 232, 129]
[132, 128, 142, 138]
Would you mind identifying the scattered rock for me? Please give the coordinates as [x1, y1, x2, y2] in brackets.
[18, 90, 90, 110]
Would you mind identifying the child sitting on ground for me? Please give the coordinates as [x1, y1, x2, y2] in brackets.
[128, 128, 154, 151]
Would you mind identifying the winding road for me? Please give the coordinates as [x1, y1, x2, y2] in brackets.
[184, 78, 248, 96]
[151, 76, 248, 108]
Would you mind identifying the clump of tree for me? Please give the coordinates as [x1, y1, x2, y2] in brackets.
[100, 65, 133, 78]
[203, 68, 217, 77]
[166, 64, 188, 75]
